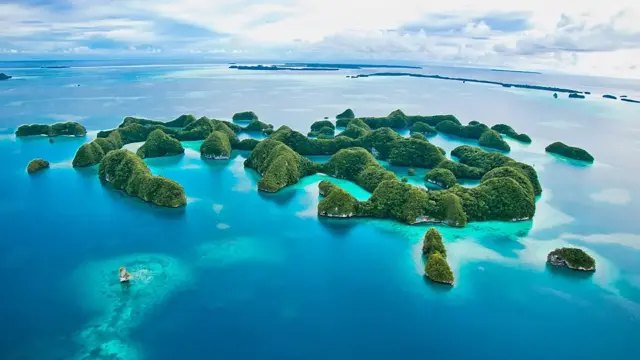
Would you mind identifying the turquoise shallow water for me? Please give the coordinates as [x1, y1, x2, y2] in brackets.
[1, 61, 640, 360]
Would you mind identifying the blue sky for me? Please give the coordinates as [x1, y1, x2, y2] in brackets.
[1, 0, 639, 77]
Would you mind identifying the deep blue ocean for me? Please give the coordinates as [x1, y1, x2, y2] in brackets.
[1, 60, 640, 360]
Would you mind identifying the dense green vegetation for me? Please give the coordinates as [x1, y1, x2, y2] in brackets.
[478, 129, 510, 152]
[545, 142, 594, 163]
[436, 120, 489, 140]
[360, 180, 430, 223]
[234, 138, 260, 151]
[201, 131, 232, 159]
[99, 149, 186, 208]
[27, 159, 50, 174]
[232, 111, 259, 121]
[548, 248, 596, 271]
[408, 168, 416, 176]
[243, 120, 274, 132]
[422, 228, 446, 257]
[410, 122, 437, 136]
[310, 120, 336, 131]
[136, 129, 184, 159]
[308, 125, 335, 138]
[481, 167, 534, 197]
[336, 108, 355, 120]
[491, 124, 532, 143]
[320, 147, 396, 192]
[388, 138, 445, 168]
[424, 168, 457, 188]
[435, 159, 484, 180]
[317, 180, 359, 217]
[340, 119, 371, 138]
[451, 145, 541, 195]
[72, 131, 124, 167]
[16, 122, 87, 137]
[244, 139, 317, 192]
[425, 252, 454, 285]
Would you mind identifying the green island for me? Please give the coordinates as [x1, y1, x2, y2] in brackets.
[99, 149, 186, 208]
[478, 129, 510, 152]
[547, 248, 596, 272]
[490, 124, 531, 143]
[308, 120, 336, 138]
[424, 168, 456, 189]
[26, 158, 50, 174]
[232, 111, 259, 121]
[425, 252, 454, 285]
[15, 122, 86, 137]
[422, 228, 446, 257]
[0, 73, 11, 81]
[136, 129, 184, 159]
[545, 142, 594, 163]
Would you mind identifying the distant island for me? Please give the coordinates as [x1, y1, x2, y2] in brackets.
[229, 65, 340, 71]
[15, 122, 86, 137]
[568, 93, 585, 99]
[547, 248, 595, 272]
[603, 94, 617, 100]
[229, 63, 422, 71]
[350, 72, 582, 94]
[41, 66, 70, 69]
[621, 98, 640, 104]
[491, 69, 541, 74]
[0, 73, 12, 81]
[545, 142, 594, 163]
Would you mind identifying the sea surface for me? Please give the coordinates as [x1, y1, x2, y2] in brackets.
[1, 60, 640, 360]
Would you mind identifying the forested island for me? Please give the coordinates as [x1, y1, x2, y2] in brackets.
[547, 248, 595, 271]
[27, 159, 49, 174]
[229, 63, 421, 71]
[350, 72, 582, 94]
[0, 73, 11, 81]
[422, 228, 454, 285]
[229, 65, 340, 71]
[545, 142, 594, 163]
[16, 122, 86, 137]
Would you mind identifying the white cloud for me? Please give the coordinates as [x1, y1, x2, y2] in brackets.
[1, 0, 640, 76]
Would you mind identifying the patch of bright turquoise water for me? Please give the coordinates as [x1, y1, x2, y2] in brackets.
[1, 61, 640, 360]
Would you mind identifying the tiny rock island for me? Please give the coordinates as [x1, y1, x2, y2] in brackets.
[26, 159, 50, 174]
[547, 248, 595, 272]
[545, 142, 594, 163]
[0, 73, 12, 81]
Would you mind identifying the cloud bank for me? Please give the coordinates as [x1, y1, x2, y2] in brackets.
[1, 0, 640, 77]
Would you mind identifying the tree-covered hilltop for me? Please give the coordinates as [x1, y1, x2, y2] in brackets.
[317, 180, 359, 217]
[451, 145, 541, 195]
[434, 159, 484, 180]
[422, 228, 446, 257]
[425, 252, 454, 285]
[136, 129, 185, 159]
[336, 108, 355, 121]
[545, 142, 594, 163]
[547, 248, 596, 271]
[424, 168, 457, 188]
[244, 139, 317, 192]
[27, 159, 50, 174]
[308, 120, 336, 138]
[201, 131, 232, 159]
[234, 138, 260, 151]
[232, 111, 259, 121]
[119, 114, 197, 128]
[99, 149, 186, 208]
[478, 129, 511, 152]
[72, 130, 124, 167]
[319, 147, 396, 192]
[436, 120, 489, 140]
[242, 120, 274, 133]
[311, 120, 336, 131]
[388, 138, 445, 168]
[491, 124, 532, 143]
[16, 122, 87, 137]
[410, 122, 437, 136]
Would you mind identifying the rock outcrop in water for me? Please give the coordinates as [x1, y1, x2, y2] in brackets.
[201, 131, 232, 159]
[99, 149, 186, 207]
[27, 158, 50, 174]
[547, 248, 595, 271]
[425, 252, 454, 285]
[16, 122, 86, 137]
[136, 129, 184, 159]
[545, 142, 594, 163]
[568, 93, 585, 99]
[0, 73, 11, 81]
